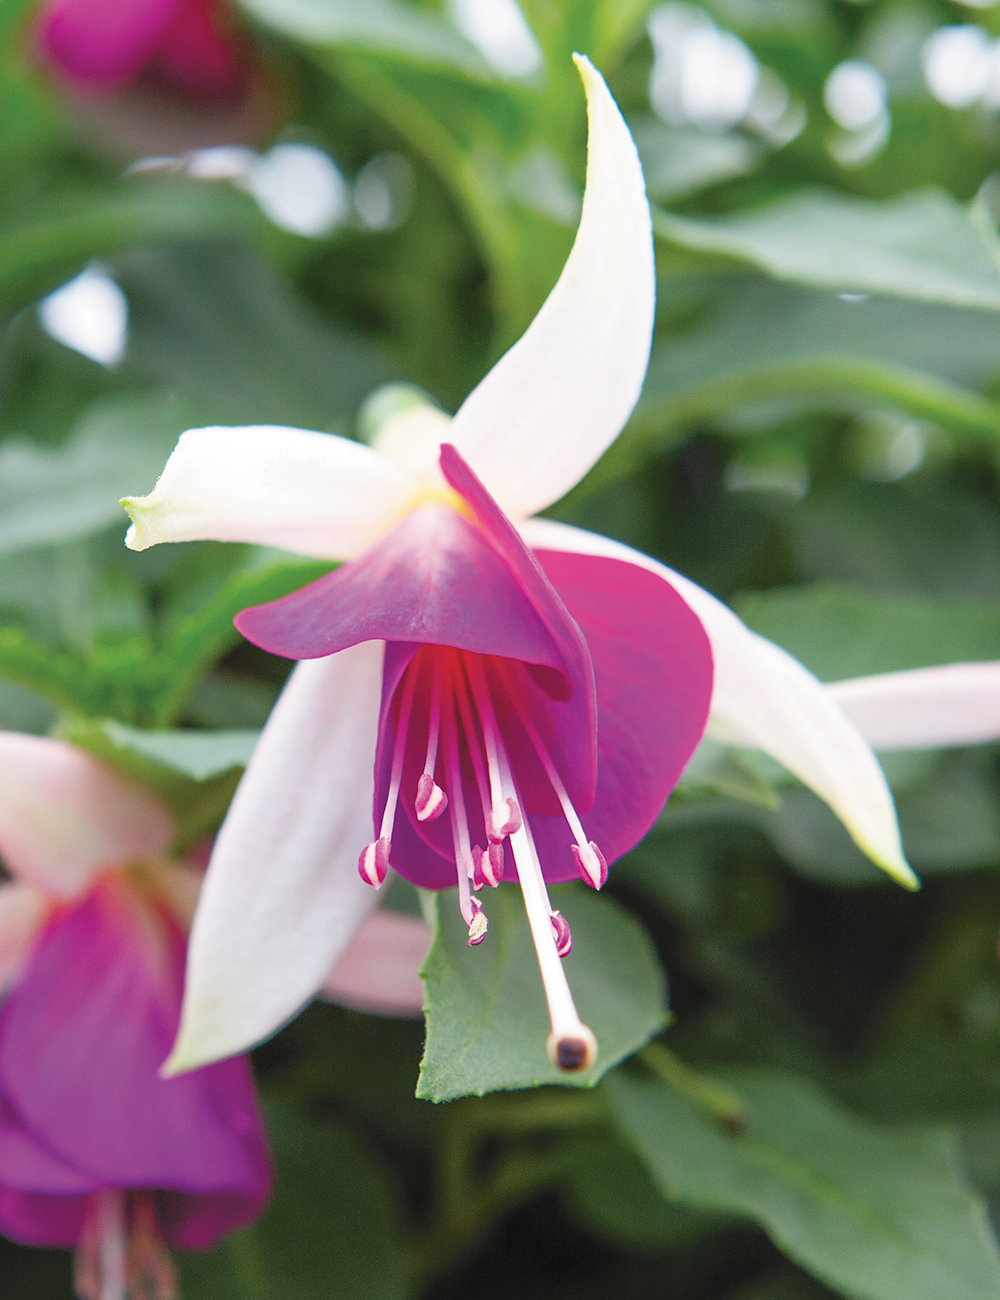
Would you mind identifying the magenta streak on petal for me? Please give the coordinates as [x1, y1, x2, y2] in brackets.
[236, 501, 565, 672]
[0, 876, 270, 1250]
[526, 550, 713, 883]
[36, 0, 181, 89]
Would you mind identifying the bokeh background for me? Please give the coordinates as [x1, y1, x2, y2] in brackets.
[7, 0, 1000, 1296]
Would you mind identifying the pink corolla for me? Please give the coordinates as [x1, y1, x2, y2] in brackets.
[36, 0, 247, 101]
[123, 57, 914, 1077]
[0, 732, 271, 1299]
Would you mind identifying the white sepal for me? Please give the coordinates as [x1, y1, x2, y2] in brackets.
[829, 662, 1000, 751]
[449, 55, 655, 520]
[166, 642, 385, 1072]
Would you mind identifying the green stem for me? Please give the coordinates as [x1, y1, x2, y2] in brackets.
[640, 1042, 748, 1134]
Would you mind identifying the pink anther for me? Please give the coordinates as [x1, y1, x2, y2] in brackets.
[488, 796, 521, 842]
[570, 840, 608, 890]
[550, 910, 573, 957]
[467, 896, 488, 946]
[483, 840, 505, 887]
[415, 772, 448, 821]
[357, 838, 391, 888]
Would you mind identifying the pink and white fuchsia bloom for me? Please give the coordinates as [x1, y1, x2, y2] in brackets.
[123, 57, 915, 1078]
[0, 733, 271, 1300]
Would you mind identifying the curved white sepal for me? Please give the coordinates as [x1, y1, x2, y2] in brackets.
[166, 642, 385, 1072]
[123, 425, 418, 561]
[0, 733, 175, 898]
[829, 662, 1000, 750]
[449, 55, 655, 520]
[520, 519, 917, 890]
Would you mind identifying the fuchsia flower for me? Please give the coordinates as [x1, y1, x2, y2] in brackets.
[36, 0, 247, 101]
[0, 732, 271, 1299]
[123, 57, 914, 1077]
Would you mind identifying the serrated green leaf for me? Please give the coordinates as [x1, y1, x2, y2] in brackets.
[657, 189, 1000, 310]
[607, 1066, 1000, 1300]
[417, 885, 668, 1101]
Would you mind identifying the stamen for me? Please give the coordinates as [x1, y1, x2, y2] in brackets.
[360, 662, 421, 888]
[454, 663, 505, 883]
[128, 1194, 177, 1300]
[502, 679, 608, 889]
[415, 660, 448, 821]
[467, 896, 488, 946]
[444, 694, 487, 944]
[466, 656, 523, 844]
[500, 757, 596, 1073]
[550, 910, 573, 957]
[357, 837, 390, 888]
[570, 841, 608, 890]
[74, 1189, 127, 1300]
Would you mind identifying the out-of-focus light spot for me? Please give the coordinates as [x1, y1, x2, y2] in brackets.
[743, 66, 803, 144]
[37, 266, 128, 367]
[244, 144, 348, 238]
[448, 0, 542, 78]
[856, 412, 929, 480]
[648, 3, 759, 130]
[185, 145, 256, 180]
[724, 458, 810, 499]
[956, 0, 999, 9]
[824, 60, 887, 129]
[838, 292, 871, 302]
[353, 153, 415, 231]
[922, 25, 994, 107]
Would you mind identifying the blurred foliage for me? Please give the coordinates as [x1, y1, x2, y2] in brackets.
[9, 0, 1000, 1296]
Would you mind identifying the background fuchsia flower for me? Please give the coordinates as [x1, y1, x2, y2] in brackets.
[122, 57, 915, 1078]
[36, 0, 247, 101]
[0, 733, 271, 1300]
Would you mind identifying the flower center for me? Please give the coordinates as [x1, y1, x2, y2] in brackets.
[358, 644, 602, 1073]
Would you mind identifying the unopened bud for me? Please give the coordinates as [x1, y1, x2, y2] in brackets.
[488, 797, 521, 842]
[546, 1025, 597, 1073]
[415, 772, 448, 821]
[570, 840, 608, 890]
[550, 910, 572, 957]
[358, 838, 390, 888]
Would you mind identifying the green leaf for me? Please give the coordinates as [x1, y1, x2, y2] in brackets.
[733, 582, 1000, 683]
[607, 1066, 1000, 1300]
[180, 1103, 406, 1300]
[0, 178, 262, 313]
[95, 720, 259, 779]
[656, 189, 1000, 310]
[676, 737, 782, 810]
[117, 243, 394, 431]
[0, 392, 208, 554]
[635, 119, 763, 203]
[417, 884, 668, 1101]
[236, 0, 491, 76]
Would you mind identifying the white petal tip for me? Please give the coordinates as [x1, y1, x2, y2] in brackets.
[121, 498, 150, 551]
[878, 856, 921, 891]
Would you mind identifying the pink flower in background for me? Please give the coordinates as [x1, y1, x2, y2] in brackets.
[0, 733, 271, 1299]
[36, 0, 247, 100]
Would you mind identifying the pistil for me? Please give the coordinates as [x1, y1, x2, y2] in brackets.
[75, 1190, 127, 1300]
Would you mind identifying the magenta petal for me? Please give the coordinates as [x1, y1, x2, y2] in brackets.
[529, 549, 713, 881]
[0, 1188, 86, 1250]
[152, 0, 245, 99]
[0, 1092, 96, 1196]
[236, 502, 564, 671]
[0, 878, 270, 1243]
[37, 0, 180, 88]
